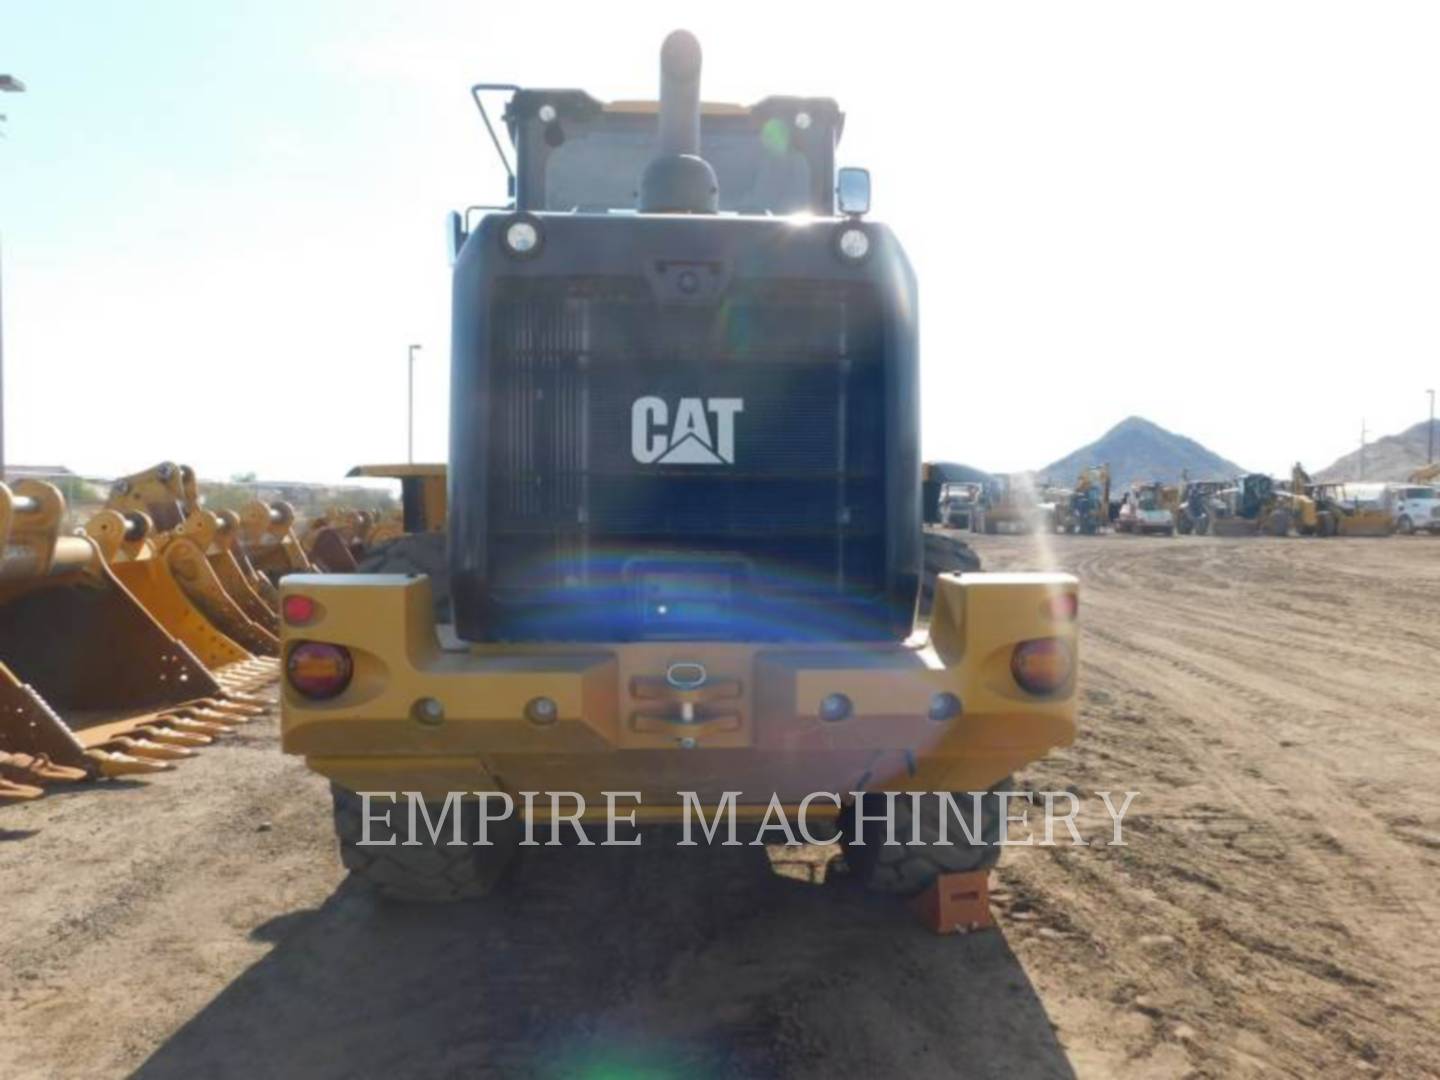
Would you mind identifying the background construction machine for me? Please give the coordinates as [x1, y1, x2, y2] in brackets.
[1115, 481, 1176, 535]
[279, 31, 1078, 904]
[971, 474, 1055, 534]
[938, 481, 982, 529]
[1316, 483, 1396, 537]
[1175, 478, 1228, 534]
[1287, 464, 1395, 537]
[1055, 465, 1109, 534]
[1206, 473, 1290, 536]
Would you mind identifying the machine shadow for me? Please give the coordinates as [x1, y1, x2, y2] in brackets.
[135, 837, 1075, 1079]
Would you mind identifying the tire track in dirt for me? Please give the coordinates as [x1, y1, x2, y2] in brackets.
[967, 531, 1440, 1076]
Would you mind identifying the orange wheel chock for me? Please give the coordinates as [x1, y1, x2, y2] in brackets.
[910, 870, 994, 935]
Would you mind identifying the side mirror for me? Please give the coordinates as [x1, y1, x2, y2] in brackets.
[446, 210, 468, 265]
[836, 167, 871, 216]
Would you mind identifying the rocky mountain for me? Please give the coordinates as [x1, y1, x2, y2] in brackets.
[1037, 416, 1244, 489]
[1314, 420, 1439, 482]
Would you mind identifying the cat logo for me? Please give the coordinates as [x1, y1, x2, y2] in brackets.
[631, 396, 744, 465]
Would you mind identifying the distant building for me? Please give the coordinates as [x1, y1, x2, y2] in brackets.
[4, 464, 77, 479]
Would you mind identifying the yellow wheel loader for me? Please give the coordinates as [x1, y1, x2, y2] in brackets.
[346, 463, 448, 548]
[971, 474, 1055, 534]
[1288, 465, 1394, 537]
[281, 32, 1079, 903]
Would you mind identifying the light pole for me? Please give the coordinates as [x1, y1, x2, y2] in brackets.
[0, 74, 24, 481]
[407, 344, 422, 463]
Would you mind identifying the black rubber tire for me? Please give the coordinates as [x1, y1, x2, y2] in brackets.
[839, 783, 1007, 897]
[357, 532, 450, 623]
[331, 784, 521, 903]
[1397, 516, 1414, 535]
[1266, 509, 1292, 537]
[920, 530, 982, 615]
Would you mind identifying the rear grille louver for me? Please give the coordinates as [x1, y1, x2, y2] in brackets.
[479, 276, 891, 641]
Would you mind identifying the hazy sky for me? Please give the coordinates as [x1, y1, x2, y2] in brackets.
[2, 1, 1436, 481]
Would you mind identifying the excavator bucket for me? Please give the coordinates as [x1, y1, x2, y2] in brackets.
[0, 481, 260, 784]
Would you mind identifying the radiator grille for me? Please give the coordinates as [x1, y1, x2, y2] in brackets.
[483, 276, 889, 640]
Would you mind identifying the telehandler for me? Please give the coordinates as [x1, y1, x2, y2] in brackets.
[280, 32, 1078, 902]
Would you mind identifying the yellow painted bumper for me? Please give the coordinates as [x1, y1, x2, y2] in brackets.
[280, 572, 1078, 809]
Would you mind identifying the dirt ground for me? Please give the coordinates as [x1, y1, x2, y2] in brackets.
[2, 533, 1439, 1079]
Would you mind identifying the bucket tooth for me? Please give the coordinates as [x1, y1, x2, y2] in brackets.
[86, 748, 174, 776]
[214, 700, 266, 716]
[0, 776, 46, 801]
[160, 714, 235, 737]
[199, 698, 265, 718]
[1, 751, 90, 786]
[106, 736, 196, 761]
[134, 725, 213, 747]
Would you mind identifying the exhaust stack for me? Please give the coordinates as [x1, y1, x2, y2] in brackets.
[639, 30, 719, 214]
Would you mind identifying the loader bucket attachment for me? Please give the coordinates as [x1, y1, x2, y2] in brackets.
[85, 509, 263, 674]
[106, 461, 191, 533]
[161, 536, 280, 658]
[1337, 514, 1394, 537]
[1210, 517, 1261, 538]
[215, 509, 280, 608]
[0, 662, 88, 771]
[240, 499, 314, 580]
[174, 508, 281, 631]
[0, 481, 226, 770]
[307, 526, 360, 572]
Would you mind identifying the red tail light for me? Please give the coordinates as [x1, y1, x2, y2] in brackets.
[287, 642, 353, 700]
[1011, 638, 1073, 696]
[282, 594, 318, 626]
[1046, 593, 1079, 621]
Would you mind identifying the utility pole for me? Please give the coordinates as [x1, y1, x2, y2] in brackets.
[1428, 389, 1435, 464]
[0, 237, 6, 481]
[0, 74, 25, 482]
[407, 344, 422, 463]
